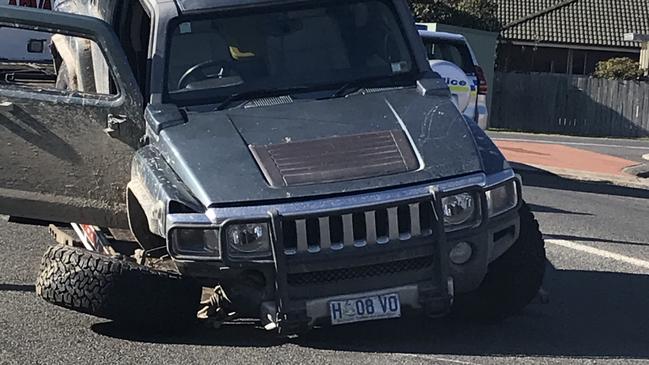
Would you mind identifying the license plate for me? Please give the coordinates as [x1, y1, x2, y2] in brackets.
[329, 293, 401, 325]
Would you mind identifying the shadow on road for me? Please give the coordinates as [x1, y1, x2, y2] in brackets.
[0, 106, 81, 163]
[91, 264, 649, 359]
[546, 233, 649, 248]
[91, 321, 287, 348]
[518, 168, 649, 200]
[0, 284, 35, 293]
[528, 203, 594, 216]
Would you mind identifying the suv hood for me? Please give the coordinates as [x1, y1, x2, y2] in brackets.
[156, 87, 483, 207]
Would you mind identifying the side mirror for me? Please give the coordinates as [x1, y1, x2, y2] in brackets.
[417, 73, 452, 97]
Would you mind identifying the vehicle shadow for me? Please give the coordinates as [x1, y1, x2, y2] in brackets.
[0, 106, 81, 163]
[528, 203, 594, 216]
[545, 233, 649, 248]
[517, 167, 649, 200]
[91, 264, 649, 359]
[0, 283, 35, 292]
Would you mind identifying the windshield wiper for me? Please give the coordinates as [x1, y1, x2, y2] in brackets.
[330, 75, 407, 99]
[216, 86, 314, 111]
[215, 77, 410, 110]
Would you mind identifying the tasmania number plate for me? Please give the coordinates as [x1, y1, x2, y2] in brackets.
[329, 293, 401, 325]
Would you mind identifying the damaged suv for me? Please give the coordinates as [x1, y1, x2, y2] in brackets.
[0, 0, 545, 334]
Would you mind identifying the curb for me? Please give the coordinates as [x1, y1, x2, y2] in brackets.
[624, 163, 649, 179]
[509, 162, 649, 190]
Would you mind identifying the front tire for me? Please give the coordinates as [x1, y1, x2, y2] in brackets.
[36, 244, 201, 329]
[452, 202, 546, 320]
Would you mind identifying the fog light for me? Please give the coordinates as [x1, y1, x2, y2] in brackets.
[450, 241, 473, 265]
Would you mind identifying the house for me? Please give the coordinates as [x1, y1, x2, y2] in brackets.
[495, 0, 649, 75]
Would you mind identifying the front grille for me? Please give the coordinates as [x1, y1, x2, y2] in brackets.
[282, 199, 436, 255]
[287, 256, 434, 286]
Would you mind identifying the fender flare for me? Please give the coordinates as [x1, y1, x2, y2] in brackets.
[127, 146, 204, 248]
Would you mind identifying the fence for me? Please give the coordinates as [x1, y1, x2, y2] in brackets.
[490, 72, 649, 138]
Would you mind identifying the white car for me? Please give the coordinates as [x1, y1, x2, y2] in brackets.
[419, 29, 489, 129]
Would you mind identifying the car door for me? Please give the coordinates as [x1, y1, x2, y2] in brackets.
[0, 6, 144, 228]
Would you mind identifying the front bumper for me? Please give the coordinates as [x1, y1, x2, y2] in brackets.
[260, 282, 451, 331]
[170, 170, 520, 331]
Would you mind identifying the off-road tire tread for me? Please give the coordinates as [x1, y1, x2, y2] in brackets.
[36, 244, 201, 326]
[452, 202, 546, 320]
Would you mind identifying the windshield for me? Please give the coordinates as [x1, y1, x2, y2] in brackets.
[165, 0, 416, 105]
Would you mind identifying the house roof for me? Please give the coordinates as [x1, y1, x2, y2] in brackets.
[496, 0, 649, 48]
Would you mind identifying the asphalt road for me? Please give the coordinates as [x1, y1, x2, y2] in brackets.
[488, 131, 649, 164]
[1, 171, 649, 365]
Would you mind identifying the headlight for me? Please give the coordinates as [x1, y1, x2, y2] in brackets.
[486, 180, 518, 217]
[169, 228, 220, 258]
[225, 223, 271, 258]
[441, 192, 481, 232]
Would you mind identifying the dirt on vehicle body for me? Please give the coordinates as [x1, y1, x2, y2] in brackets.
[0, 0, 545, 334]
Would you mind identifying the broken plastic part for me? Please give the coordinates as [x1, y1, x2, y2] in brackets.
[0, 101, 14, 112]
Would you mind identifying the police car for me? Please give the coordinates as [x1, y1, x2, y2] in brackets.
[418, 28, 489, 129]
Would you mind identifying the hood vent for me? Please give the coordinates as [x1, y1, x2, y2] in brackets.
[250, 130, 419, 187]
[244, 96, 294, 109]
[363, 87, 405, 94]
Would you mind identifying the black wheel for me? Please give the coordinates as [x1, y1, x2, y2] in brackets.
[36, 244, 201, 328]
[452, 202, 546, 320]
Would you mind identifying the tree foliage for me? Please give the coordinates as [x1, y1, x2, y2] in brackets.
[409, 0, 501, 32]
[594, 58, 646, 80]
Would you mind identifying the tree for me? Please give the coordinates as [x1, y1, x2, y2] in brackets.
[409, 0, 501, 32]
[594, 58, 646, 80]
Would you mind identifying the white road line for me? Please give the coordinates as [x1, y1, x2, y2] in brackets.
[398, 354, 484, 365]
[546, 239, 649, 269]
[493, 137, 649, 151]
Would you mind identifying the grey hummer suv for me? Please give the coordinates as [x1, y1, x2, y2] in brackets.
[0, 0, 545, 334]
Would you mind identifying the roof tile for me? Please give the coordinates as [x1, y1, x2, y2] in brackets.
[496, 0, 649, 48]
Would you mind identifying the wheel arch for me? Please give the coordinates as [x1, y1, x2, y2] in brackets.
[127, 146, 204, 249]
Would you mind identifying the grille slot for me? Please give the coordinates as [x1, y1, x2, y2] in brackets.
[287, 256, 434, 286]
[282, 199, 436, 256]
[249, 130, 419, 187]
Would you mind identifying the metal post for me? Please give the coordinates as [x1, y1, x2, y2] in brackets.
[641, 42, 649, 73]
